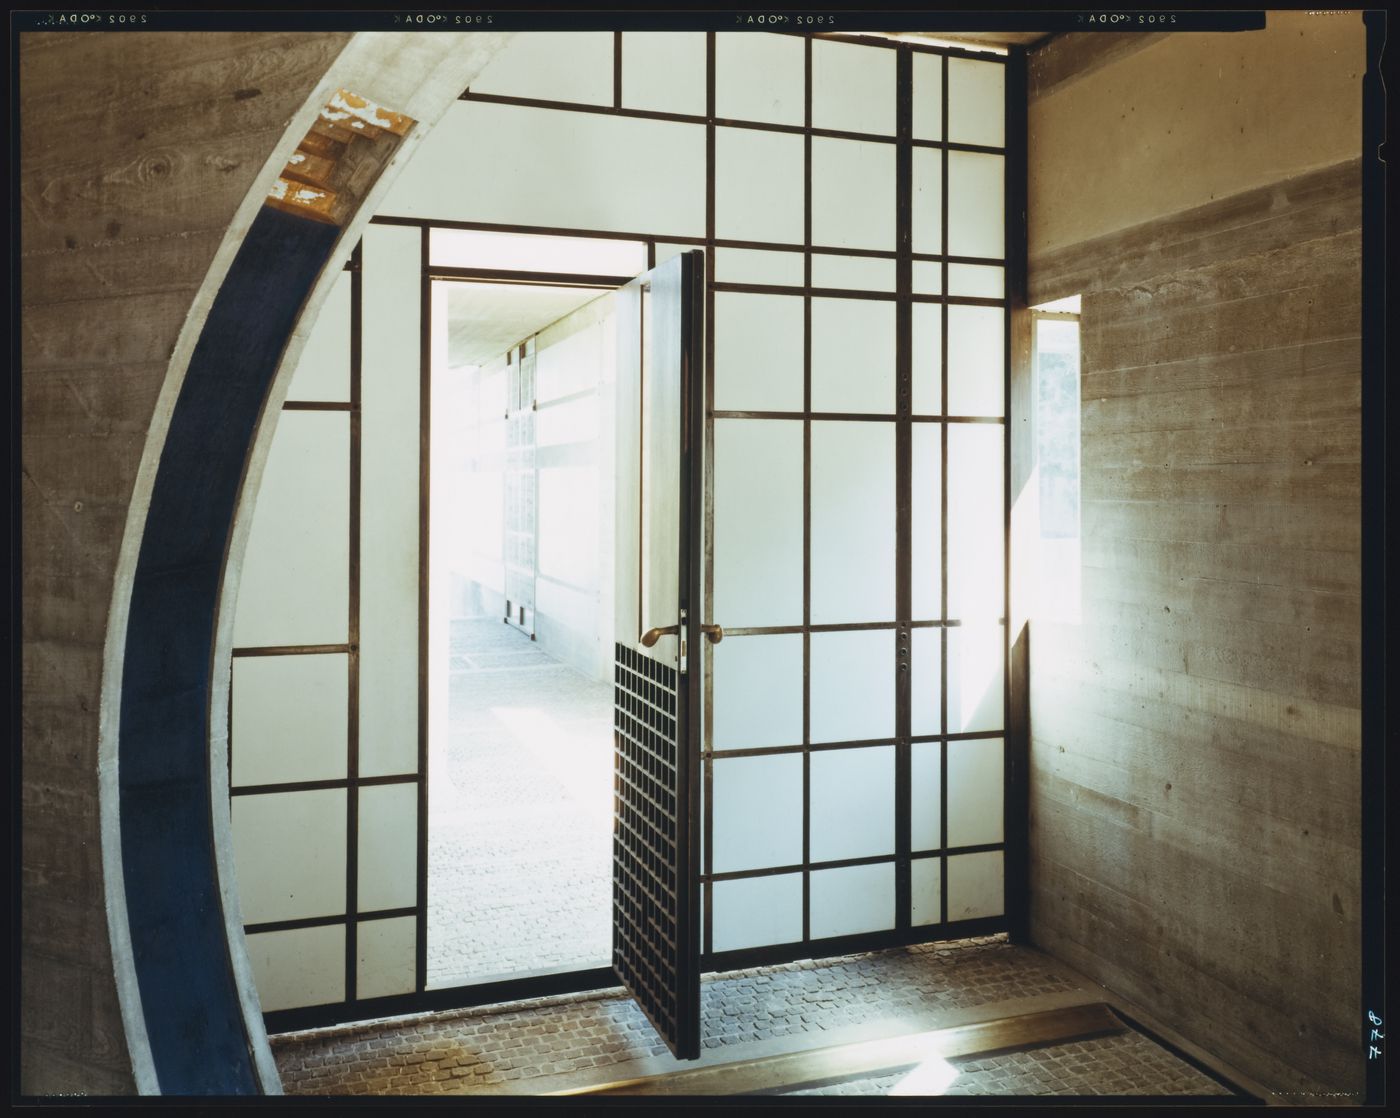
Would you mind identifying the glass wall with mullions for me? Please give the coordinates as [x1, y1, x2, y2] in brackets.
[695, 35, 1010, 958]
[228, 29, 1013, 1022]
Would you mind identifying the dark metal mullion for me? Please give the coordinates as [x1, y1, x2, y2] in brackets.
[415, 225, 431, 995]
[801, 33, 813, 949]
[710, 411, 1002, 423]
[248, 907, 415, 938]
[939, 53, 951, 930]
[344, 238, 363, 1007]
[282, 400, 352, 412]
[458, 85, 1004, 148]
[373, 213, 1006, 270]
[613, 31, 622, 109]
[714, 410, 895, 422]
[701, 28, 716, 964]
[231, 643, 351, 657]
[895, 45, 913, 934]
[231, 773, 416, 797]
[1004, 46, 1029, 941]
[376, 213, 999, 269]
[703, 728, 1002, 762]
[428, 265, 630, 288]
[703, 841, 1007, 885]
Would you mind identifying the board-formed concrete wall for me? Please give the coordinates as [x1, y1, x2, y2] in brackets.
[19, 29, 510, 1094]
[1022, 13, 1366, 1099]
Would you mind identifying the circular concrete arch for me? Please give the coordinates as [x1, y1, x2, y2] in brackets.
[94, 30, 512, 1095]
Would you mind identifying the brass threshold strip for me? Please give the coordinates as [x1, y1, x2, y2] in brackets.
[548, 1002, 1125, 1097]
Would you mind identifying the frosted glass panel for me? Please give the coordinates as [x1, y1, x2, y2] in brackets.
[910, 628, 941, 737]
[947, 305, 1005, 417]
[947, 625, 1004, 734]
[233, 790, 346, 924]
[287, 270, 350, 402]
[911, 741, 942, 850]
[948, 738, 1004, 847]
[810, 299, 896, 414]
[810, 863, 896, 939]
[431, 228, 646, 277]
[812, 139, 895, 251]
[948, 151, 1005, 258]
[715, 126, 805, 245]
[653, 242, 691, 266]
[947, 850, 1004, 920]
[949, 264, 1005, 299]
[948, 424, 1005, 621]
[911, 304, 942, 415]
[469, 32, 613, 106]
[809, 630, 895, 744]
[246, 925, 344, 1012]
[811, 423, 895, 624]
[911, 147, 943, 255]
[910, 425, 942, 620]
[711, 634, 803, 749]
[912, 52, 944, 140]
[383, 102, 705, 238]
[715, 33, 805, 125]
[357, 916, 416, 999]
[716, 248, 804, 286]
[622, 31, 707, 115]
[713, 292, 804, 412]
[358, 783, 418, 912]
[948, 58, 1006, 148]
[234, 411, 348, 648]
[231, 654, 347, 787]
[714, 420, 803, 628]
[360, 224, 421, 778]
[536, 398, 598, 447]
[811, 255, 896, 292]
[911, 857, 943, 926]
[912, 262, 942, 296]
[809, 746, 895, 861]
[712, 873, 803, 952]
[812, 39, 896, 135]
[712, 754, 803, 873]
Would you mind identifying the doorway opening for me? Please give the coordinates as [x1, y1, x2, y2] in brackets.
[424, 230, 647, 991]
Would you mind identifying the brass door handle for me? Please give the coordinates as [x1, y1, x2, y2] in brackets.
[640, 623, 724, 647]
[640, 625, 678, 648]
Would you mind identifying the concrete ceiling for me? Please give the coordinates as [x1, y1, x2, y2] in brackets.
[444, 281, 612, 367]
[851, 30, 1056, 51]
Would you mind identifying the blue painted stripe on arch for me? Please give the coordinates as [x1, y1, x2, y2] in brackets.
[119, 205, 340, 1094]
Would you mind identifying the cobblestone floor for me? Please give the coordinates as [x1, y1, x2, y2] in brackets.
[781, 1032, 1233, 1097]
[276, 935, 1087, 1095]
[427, 618, 613, 987]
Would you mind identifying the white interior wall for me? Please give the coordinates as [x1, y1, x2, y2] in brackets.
[532, 293, 618, 680]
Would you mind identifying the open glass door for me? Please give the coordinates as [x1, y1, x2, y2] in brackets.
[612, 250, 707, 1059]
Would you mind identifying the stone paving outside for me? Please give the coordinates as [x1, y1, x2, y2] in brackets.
[781, 1032, 1234, 1097]
[275, 936, 1112, 1096]
[427, 617, 614, 987]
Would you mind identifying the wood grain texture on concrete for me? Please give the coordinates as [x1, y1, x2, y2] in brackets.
[21, 27, 514, 1095]
[19, 32, 352, 1094]
[1027, 12, 1365, 257]
[1022, 19, 1364, 1098]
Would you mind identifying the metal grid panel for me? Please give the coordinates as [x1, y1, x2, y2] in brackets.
[612, 641, 691, 1052]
